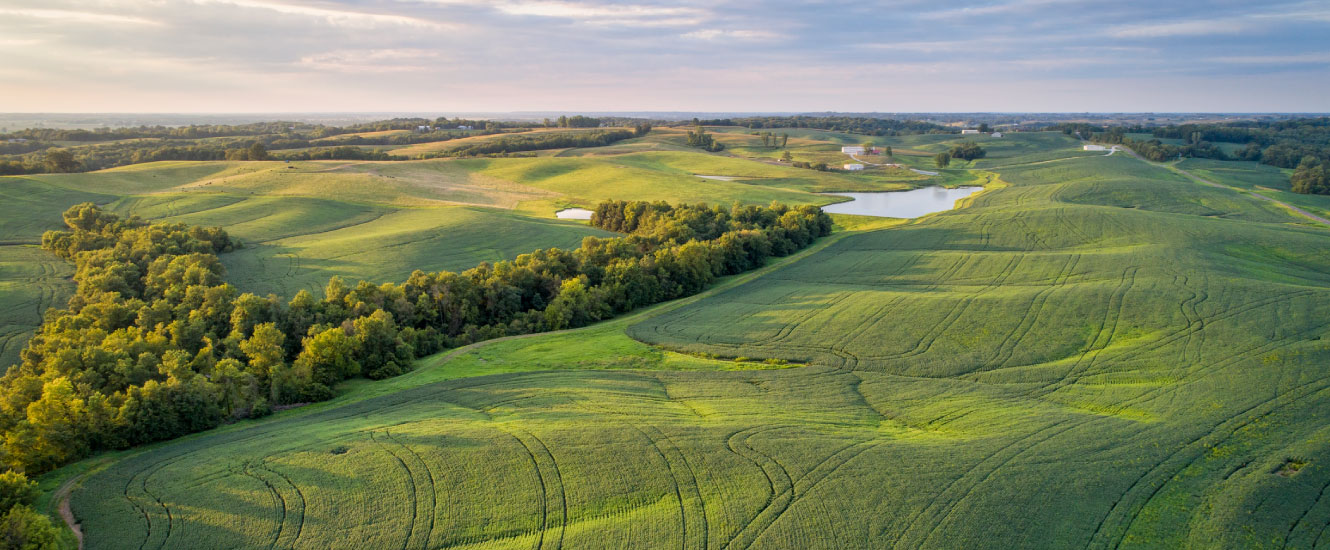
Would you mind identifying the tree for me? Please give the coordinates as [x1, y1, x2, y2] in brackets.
[862, 140, 875, 153]
[43, 149, 79, 173]
[0, 472, 37, 512]
[247, 142, 269, 161]
[240, 322, 287, 403]
[0, 505, 59, 550]
[884, 145, 893, 158]
[294, 326, 360, 387]
[949, 141, 986, 161]
[353, 311, 413, 379]
[978, 123, 991, 133]
[1291, 156, 1328, 194]
[935, 152, 951, 168]
[780, 150, 793, 162]
[781, 133, 789, 148]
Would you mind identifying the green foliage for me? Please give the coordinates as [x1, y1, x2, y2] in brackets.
[934, 152, 951, 168]
[435, 129, 637, 157]
[685, 126, 725, 152]
[0, 472, 36, 513]
[948, 141, 986, 161]
[41, 150, 79, 174]
[699, 115, 948, 136]
[0, 505, 59, 550]
[0, 197, 831, 474]
[1290, 156, 1329, 194]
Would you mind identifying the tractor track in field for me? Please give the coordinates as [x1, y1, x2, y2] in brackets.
[383, 429, 438, 550]
[843, 253, 977, 365]
[1172, 272, 1210, 367]
[569, 389, 710, 550]
[257, 459, 307, 548]
[862, 251, 1045, 367]
[1122, 318, 1330, 413]
[890, 418, 1084, 550]
[623, 421, 708, 550]
[237, 459, 305, 550]
[721, 425, 793, 550]
[1283, 475, 1330, 549]
[501, 426, 567, 550]
[126, 453, 193, 550]
[1085, 375, 1330, 549]
[739, 437, 883, 549]
[1026, 264, 1136, 396]
[1083, 289, 1316, 375]
[371, 430, 422, 550]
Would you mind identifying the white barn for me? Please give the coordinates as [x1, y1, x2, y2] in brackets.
[844, 163, 865, 171]
[1083, 144, 1107, 151]
[991, 132, 1004, 138]
[841, 146, 865, 155]
[961, 129, 980, 134]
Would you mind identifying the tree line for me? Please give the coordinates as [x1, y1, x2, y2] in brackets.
[693, 116, 950, 136]
[427, 127, 646, 158]
[0, 115, 634, 174]
[0, 198, 831, 475]
[1052, 118, 1330, 169]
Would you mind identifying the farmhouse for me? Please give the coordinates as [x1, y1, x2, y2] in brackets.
[844, 163, 864, 171]
[991, 132, 1004, 138]
[416, 125, 432, 132]
[841, 146, 865, 154]
[1083, 144, 1107, 151]
[961, 129, 980, 134]
[457, 125, 475, 130]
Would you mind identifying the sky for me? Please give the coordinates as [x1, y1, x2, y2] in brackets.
[1, 0, 1328, 113]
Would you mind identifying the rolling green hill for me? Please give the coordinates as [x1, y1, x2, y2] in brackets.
[63, 133, 1330, 549]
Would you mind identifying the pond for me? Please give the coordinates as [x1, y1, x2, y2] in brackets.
[555, 208, 594, 220]
[820, 186, 983, 218]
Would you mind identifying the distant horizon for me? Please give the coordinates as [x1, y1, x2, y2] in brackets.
[3, 111, 1330, 116]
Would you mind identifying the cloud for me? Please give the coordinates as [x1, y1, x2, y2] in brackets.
[680, 29, 782, 41]
[1106, 6, 1330, 38]
[0, 7, 162, 26]
[192, 0, 452, 29]
[915, 0, 1090, 21]
[1, 0, 1327, 111]
[411, 0, 708, 26]
[1107, 18, 1252, 38]
[297, 48, 446, 72]
[1207, 53, 1330, 64]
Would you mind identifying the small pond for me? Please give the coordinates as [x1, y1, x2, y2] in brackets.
[555, 208, 594, 220]
[820, 186, 983, 218]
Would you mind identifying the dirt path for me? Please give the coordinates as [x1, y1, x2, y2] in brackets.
[53, 472, 87, 550]
[1110, 144, 1330, 227]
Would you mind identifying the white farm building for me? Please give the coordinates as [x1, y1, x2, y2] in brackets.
[991, 132, 1003, 138]
[1083, 144, 1108, 151]
[961, 129, 980, 134]
[844, 163, 865, 171]
[841, 146, 866, 155]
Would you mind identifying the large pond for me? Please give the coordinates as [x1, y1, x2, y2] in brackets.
[820, 186, 983, 218]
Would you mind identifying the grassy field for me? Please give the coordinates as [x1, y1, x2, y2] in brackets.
[1176, 158, 1330, 219]
[0, 178, 113, 365]
[59, 131, 1330, 548]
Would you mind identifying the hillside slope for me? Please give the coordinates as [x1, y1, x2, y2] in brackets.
[68, 137, 1330, 548]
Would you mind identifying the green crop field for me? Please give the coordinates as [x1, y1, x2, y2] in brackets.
[56, 131, 1330, 549]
